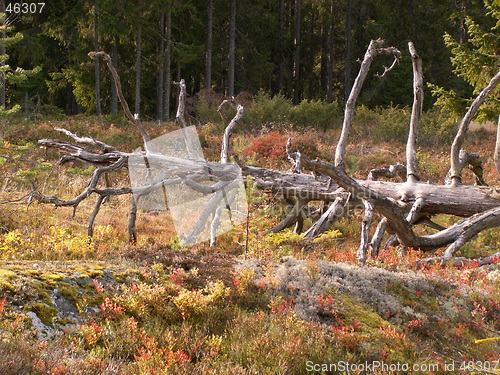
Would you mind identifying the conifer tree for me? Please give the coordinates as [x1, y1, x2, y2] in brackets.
[0, 12, 40, 117]
[432, 0, 500, 120]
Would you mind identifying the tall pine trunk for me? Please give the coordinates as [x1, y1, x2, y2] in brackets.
[320, 17, 328, 94]
[344, 0, 352, 102]
[93, 0, 102, 115]
[293, 0, 301, 105]
[205, 0, 213, 89]
[277, 0, 285, 94]
[327, 0, 335, 103]
[157, 8, 164, 121]
[110, 40, 118, 114]
[163, 9, 172, 122]
[134, 0, 142, 117]
[228, 0, 236, 97]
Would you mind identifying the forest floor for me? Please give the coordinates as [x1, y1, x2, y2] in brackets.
[0, 115, 499, 374]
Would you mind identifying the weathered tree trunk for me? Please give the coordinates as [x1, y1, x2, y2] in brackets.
[219, 101, 244, 164]
[335, 39, 400, 169]
[88, 52, 151, 152]
[407, 41, 422, 183]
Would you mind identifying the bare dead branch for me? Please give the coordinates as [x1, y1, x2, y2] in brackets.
[128, 196, 138, 244]
[210, 187, 239, 247]
[358, 199, 374, 264]
[446, 150, 488, 186]
[173, 79, 187, 128]
[304, 157, 500, 253]
[54, 128, 116, 152]
[303, 191, 350, 238]
[88, 195, 105, 237]
[449, 69, 500, 185]
[406, 41, 422, 183]
[220, 104, 244, 164]
[335, 39, 401, 169]
[88, 51, 152, 153]
[368, 218, 388, 258]
[374, 47, 401, 78]
[268, 198, 309, 234]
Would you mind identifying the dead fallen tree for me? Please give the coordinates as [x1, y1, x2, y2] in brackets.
[32, 42, 500, 267]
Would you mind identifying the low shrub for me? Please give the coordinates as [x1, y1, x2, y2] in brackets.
[243, 90, 292, 129]
[289, 99, 341, 130]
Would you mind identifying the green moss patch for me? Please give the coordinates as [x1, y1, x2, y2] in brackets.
[27, 302, 58, 326]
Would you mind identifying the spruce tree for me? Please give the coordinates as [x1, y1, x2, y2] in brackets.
[0, 12, 40, 118]
[431, 0, 500, 120]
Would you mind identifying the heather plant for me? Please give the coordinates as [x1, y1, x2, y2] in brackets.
[242, 131, 288, 167]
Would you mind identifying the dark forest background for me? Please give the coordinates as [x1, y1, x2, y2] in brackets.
[0, 0, 496, 121]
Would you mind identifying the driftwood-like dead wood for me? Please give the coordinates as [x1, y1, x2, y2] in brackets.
[368, 218, 388, 258]
[30, 45, 500, 267]
[89, 51, 151, 153]
[303, 191, 350, 238]
[449, 70, 500, 186]
[335, 39, 401, 169]
[174, 79, 187, 129]
[208, 100, 245, 246]
[304, 157, 500, 254]
[268, 198, 309, 234]
[220, 103, 244, 164]
[367, 163, 406, 181]
[244, 163, 500, 216]
[358, 199, 374, 264]
[54, 128, 116, 153]
[407, 42, 422, 183]
[445, 150, 488, 186]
